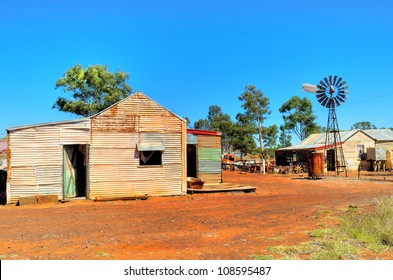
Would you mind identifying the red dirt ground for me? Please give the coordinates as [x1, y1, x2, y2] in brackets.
[1, 170, 393, 260]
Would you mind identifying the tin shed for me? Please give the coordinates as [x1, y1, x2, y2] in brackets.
[275, 129, 393, 171]
[6, 92, 187, 204]
[6, 119, 90, 203]
[89, 92, 187, 200]
[186, 129, 222, 184]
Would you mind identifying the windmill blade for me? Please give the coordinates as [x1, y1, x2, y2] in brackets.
[337, 83, 347, 90]
[337, 80, 347, 88]
[321, 97, 329, 107]
[337, 93, 347, 100]
[316, 93, 326, 99]
[324, 77, 330, 87]
[318, 95, 328, 104]
[317, 84, 326, 90]
[319, 80, 328, 88]
[317, 95, 326, 102]
[336, 95, 346, 103]
[336, 77, 342, 86]
[334, 97, 341, 107]
[316, 89, 325, 94]
[333, 75, 338, 86]
[338, 89, 349, 94]
[329, 75, 333, 85]
[318, 96, 329, 107]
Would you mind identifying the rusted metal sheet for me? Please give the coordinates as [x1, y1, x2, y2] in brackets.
[7, 92, 187, 203]
[89, 93, 186, 200]
[198, 135, 221, 148]
[198, 135, 222, 183]
[198, 173, 222, 184]
[187, 130, 223, 184]
[198, 160, 222, 173]
[7, 119, 90, 203]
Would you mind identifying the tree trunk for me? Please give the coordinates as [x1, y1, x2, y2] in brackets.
[258, 119, 264, 159]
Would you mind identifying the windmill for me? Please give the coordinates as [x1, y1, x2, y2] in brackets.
[302, 75, 348, 176]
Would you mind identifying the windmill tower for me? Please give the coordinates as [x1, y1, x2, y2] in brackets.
[303, 75, 348, 176]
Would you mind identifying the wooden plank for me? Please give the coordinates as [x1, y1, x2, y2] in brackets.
[187, 183, 256, 194]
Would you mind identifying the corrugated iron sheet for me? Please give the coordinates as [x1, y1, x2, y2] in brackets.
[7, 93, 188, 203]
[198, 173, 222, 184]
[196, 134, 222, 183]
[198, 148, 221, 160]
[7, 120, 90, 203]
[89, 93, 186, 200]
[198, 160, 221, 173]
[198, 135, 221, 148]
[363, 129, 393, 142]
[187, 134, 198, 145]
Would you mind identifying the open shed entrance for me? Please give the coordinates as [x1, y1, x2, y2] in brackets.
[187, 144, 197, 178]
[327, 149, 336, 171]
[63, 145, 88, 199]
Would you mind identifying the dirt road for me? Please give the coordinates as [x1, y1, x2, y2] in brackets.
[1, 171, 392, 260]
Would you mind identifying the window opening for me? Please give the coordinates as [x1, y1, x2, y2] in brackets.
[139, 150, 162, 166]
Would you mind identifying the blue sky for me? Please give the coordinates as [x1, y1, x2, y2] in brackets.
[1, 0, 393, 144]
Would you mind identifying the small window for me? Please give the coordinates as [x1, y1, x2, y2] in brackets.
[358, 145, 366, 160]
[136, 143, 165, 166]
[139, 150, 162, 166]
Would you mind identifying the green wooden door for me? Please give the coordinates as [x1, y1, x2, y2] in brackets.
[63, 147, 76, 198]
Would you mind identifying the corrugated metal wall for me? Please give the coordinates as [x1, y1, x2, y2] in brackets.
[197, 135, 222, 183]
[89, 93, 186, 200]
[7, 120, 90, 203]
[343, 131, 375, 170]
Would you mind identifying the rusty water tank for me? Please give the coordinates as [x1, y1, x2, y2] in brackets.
[307, 152, 324, 178]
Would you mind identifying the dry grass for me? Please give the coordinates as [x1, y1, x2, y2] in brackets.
[253, 196, 393, 260]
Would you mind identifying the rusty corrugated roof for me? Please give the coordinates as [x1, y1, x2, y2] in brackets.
[277, 129, 393, 151]
[0, 138, 6, 153]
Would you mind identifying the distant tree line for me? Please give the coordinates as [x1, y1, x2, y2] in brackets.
[53, 64, 386, 160]
[191, 85, 325, 159]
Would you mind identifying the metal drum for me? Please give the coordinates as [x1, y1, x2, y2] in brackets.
[307, 152, 324, 179]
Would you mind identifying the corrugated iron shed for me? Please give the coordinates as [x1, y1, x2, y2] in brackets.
[6, 119, 90, 203]
[362, 129, 393, 142]
[278, 129, 393, 152]
[89, 92, 187, 200]
[187, 129, 222, 184]
[6, 92, 187, 204]
[275, 129, 393, 169]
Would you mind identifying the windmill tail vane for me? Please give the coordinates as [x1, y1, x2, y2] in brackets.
[302, 83, 318, 93]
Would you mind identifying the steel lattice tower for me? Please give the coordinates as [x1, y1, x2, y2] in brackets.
[303, 75, 349, 177]
[324, 99, 347, 176]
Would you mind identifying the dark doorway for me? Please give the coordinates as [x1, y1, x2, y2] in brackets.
[0, 169, 6, 205]
[63, 145, 88, 198]
[327, 149, 336, 171]
[187, 144, 197, 178]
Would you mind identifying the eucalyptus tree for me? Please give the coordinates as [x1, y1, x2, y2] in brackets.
[279, 96, 320, 141]
[351, 121, 377, 130]
[278, 124, 292, 148]
[194, 105, 234, 152]
[54, 64, 132, 116]
[237, 85, 271, 158]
